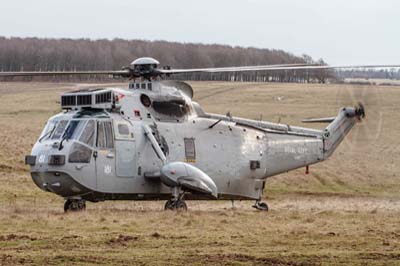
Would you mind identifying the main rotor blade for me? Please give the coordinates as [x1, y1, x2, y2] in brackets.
[1, 63, 400, 78]
[0, 63, 311, 78]
[160, 63, 313, 74]
[0, 70, 129, 77]
[161, 64, 400, 74]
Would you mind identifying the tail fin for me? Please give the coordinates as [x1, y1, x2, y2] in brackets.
[323, 104, 365, 158]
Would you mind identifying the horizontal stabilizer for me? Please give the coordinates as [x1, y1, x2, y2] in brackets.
[302, 117, 336, 123]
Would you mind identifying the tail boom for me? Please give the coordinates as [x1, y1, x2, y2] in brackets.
[323, 104, 365, 158]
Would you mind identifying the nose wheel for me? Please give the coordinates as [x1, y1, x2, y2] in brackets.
[64, 199, 86, 212]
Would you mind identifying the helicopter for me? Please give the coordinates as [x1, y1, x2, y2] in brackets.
[1, 57, 398, 212]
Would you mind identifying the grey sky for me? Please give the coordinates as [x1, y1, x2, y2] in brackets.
[1, 0, 399, 65]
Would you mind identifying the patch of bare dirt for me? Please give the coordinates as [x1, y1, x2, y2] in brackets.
[0, 254, 35, 266]
[106, 234, 138, 246]
[0, 234, 37, 241]
[200, 254, 321, 266]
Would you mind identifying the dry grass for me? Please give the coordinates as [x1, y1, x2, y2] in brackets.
[0, 81, 399, 265]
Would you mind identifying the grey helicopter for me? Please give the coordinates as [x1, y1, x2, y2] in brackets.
[1, 57, 398, 212]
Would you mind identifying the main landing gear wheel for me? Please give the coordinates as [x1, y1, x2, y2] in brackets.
[64, 199, 86, 212]
[164, 199, 187, 211]
[252, 201, 269, 211]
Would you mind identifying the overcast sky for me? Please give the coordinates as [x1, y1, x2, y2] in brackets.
[1, 0, 399, 65]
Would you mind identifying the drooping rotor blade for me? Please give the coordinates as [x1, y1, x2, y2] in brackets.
[0, 70, 130, 77]
[161, 64, 400, 75]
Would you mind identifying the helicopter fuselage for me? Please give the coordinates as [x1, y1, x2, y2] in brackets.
[26, 81, 362, 206]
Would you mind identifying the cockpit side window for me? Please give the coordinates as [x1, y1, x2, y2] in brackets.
[97, 121, 114, 149]
[79, 120, 95, 146]
[69, 143, 92, 163]
[97, 122, 106, 148]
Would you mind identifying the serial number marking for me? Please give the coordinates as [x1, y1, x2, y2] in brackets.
[38, 154, 46, 164]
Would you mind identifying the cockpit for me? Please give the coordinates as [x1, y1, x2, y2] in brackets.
[27, 108, 138, 197]
[35, 110, 132, 166]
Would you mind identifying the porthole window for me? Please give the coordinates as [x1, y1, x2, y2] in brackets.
[140, 94, 151, 107]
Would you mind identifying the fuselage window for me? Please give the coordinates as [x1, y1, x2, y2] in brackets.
[184, 138, 196, 162]
[118, 124, 130, 135]
[97, 121, 114, 149]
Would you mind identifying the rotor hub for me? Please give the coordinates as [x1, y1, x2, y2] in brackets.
[355, 103, 366, 119]
[130, 57, 160, 67]
[126, 57, 162, 80]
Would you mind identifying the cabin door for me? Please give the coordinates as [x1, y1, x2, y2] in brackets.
[114, 121, 136, 177]
[95, 120, 116, 191]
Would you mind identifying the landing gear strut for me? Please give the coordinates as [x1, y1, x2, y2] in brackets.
[252, 200, 269, 211]
[64, 199, 86, 212]
[164, 187, 187, 211]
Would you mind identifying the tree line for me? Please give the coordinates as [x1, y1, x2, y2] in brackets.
[0, 37, 334, 82]
[338, 69, 400, 80]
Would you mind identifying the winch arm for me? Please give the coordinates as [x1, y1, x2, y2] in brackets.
[142, 124, 166, 164]
[142, 124, 218, 199]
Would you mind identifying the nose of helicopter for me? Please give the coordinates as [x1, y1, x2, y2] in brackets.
[30, 170, 88, 197]
[26, 142, 90, 197]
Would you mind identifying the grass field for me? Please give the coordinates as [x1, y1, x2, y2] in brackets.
[0, 81, 399, 265]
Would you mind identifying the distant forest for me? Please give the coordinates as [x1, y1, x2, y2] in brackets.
[0, 37, 338, 83]
[338, 69, 400, 80]
[2, 37, 398, 83]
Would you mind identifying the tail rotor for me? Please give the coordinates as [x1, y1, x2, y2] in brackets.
[335, 84, 383, 150]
